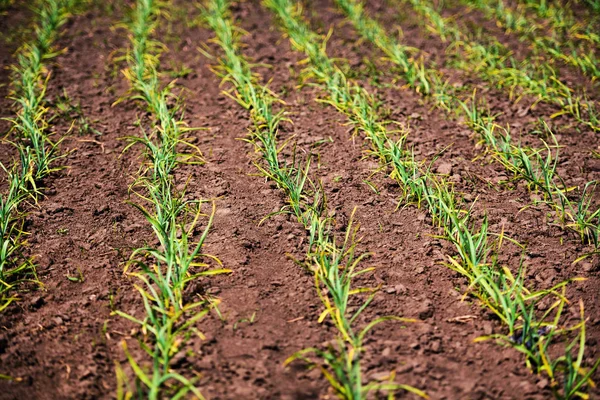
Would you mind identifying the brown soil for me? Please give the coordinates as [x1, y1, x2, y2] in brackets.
[0, 0, 598, 399]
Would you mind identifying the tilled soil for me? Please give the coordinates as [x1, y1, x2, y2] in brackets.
[0, 0, 598, 399]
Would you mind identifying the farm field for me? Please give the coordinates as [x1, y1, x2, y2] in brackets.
[0, 0, 600, 399]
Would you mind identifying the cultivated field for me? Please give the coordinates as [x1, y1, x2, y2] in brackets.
[0, 0, 599, 398]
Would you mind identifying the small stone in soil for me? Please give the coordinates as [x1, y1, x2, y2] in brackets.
[30, 296, 45, 309]
[416, 299, 434, 320]
[537, 378, 549, 389]
[436, 162, 452, 175]
[395, 363, 413, 374]
[429, 339, 442, 353]
[381, 347, 391, 358]
[207, 287, 221, 295]
[394, 284, 408, 295]
[384, 286, 396, 294]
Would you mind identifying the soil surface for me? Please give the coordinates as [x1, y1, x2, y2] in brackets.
[0, 0, 599, 399]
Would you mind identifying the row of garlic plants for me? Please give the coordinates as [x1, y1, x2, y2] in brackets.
[202, 0, 425, 398]
[115, 0, 228, 398]
[1, 0, 74, 312]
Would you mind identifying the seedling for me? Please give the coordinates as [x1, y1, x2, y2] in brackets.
[232, 311, 257, 331]
[66, 267, 84, 283]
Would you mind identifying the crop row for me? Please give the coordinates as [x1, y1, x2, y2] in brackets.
[112, 0, 229, 398]
[203, 0, 425, 397]
[1, 0, 73, 312]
